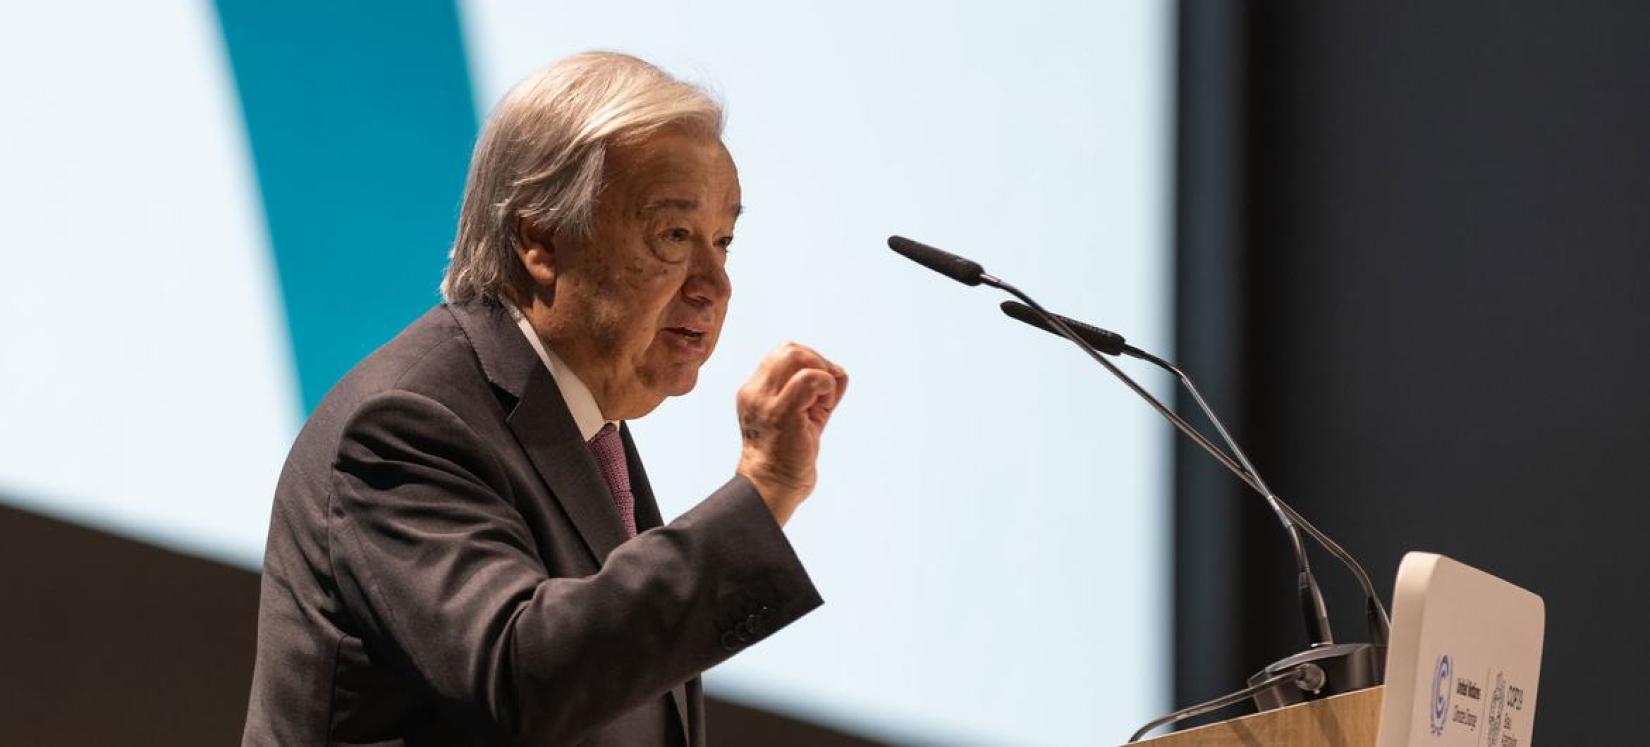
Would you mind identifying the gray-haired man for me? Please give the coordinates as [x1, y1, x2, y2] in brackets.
[243, 52, 847, 745]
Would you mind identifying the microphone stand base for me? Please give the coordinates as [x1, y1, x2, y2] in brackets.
[1249, 642, 1385, 711]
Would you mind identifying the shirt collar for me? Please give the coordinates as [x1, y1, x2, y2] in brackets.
[501, 299, 616, 442]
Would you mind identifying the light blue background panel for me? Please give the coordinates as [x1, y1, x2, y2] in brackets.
[214, 0, 478, 412]
[459, 2, 1173, 742]
[0, 2, 1170, 743]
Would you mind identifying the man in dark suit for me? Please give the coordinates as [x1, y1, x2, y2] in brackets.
[243, 51, 848, 745]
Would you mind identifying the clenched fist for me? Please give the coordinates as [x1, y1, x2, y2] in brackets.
[735, 342, 848, 527]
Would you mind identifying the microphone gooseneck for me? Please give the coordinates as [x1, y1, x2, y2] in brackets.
[888, 235, 1389, 737]
[1000, 301, 1391, 649]
[889, 238, 1337, 648]
[989, 285, 1334, 649]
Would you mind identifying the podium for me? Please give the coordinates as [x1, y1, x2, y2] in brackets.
[1127, 686, 1383, 746]
[1126, 553, 1545, 746]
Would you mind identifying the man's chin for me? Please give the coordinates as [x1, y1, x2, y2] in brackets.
[660, 369, 700, 397]
[641, 366, 701, 402]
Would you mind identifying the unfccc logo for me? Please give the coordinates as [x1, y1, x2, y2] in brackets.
[1430, 654, 1453, 736]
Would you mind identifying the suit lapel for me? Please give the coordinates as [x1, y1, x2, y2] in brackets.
[448, 300, 627, 566]
[450, 301, 689, 742]
[507, 371, 629, 565]
[620, 424, 691, 744]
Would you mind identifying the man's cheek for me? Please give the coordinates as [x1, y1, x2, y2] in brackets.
[641, 265, 682, 293]
[633, 267, 690, 312]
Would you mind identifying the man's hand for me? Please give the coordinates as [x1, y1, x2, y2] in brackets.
[735, 342, 848, 527]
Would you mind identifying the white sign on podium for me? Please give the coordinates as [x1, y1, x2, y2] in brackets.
[1377, 552, 1545, 747]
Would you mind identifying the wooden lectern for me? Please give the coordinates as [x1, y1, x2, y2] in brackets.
[1126, 552, 1547, 747]
[1126, 686, 1384, 747]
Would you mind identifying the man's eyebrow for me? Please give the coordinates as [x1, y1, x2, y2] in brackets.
[638, 197, 698, 215]
[638, 198, 745, 220]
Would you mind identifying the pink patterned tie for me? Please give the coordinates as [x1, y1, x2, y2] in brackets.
[586, 423, 637, 538]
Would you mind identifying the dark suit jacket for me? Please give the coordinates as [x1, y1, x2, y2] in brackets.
[243, 300, 822, 745]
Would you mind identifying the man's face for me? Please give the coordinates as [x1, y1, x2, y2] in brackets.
[537, 129, 741, 420]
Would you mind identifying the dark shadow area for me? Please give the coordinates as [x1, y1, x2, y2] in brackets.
[0, 501, 260, 745]
[1176, 1, 1650, 742]
[706, 699, 887, 747]
[0, 501, 888, 745]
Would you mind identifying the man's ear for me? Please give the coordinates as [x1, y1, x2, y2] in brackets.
[516, 218, 559, 288]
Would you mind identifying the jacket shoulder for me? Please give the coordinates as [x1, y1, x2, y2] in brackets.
[282, 307, 500, 484]
[318, 306, 498, 418]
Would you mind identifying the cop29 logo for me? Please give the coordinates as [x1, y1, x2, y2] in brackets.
[1430, 654, 1453, 736]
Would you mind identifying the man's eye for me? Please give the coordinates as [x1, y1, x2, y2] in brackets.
[663, 227, 692, 242]
[715, 236, 734, 252]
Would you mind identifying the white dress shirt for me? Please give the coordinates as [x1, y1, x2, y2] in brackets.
[501, 300, 616, 442]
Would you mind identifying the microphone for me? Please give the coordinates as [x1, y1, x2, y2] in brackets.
[887, 234, 1386, 729]
[887, 235, 985, 286]
[1000, 300, 1132, 357]
[999, 300, 1391, 652]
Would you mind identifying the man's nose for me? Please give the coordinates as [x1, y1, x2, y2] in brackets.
[682, 239, 731, 306]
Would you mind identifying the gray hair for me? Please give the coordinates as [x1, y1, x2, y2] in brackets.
[441, 52, 724, 303]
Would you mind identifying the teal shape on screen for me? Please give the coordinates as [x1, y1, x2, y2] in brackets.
[214, 0, 479, 413]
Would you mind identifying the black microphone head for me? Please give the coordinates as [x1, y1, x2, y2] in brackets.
[1000, 300, 1129, 356]
[887, 235, 985, 286]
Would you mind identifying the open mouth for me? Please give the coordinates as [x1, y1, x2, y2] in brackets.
[664, 326, 705, 342]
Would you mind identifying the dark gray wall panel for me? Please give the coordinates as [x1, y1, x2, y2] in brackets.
[1218, 2, 1650, 742]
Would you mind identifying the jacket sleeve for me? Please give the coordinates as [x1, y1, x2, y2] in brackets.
[325, 389, 823, 743]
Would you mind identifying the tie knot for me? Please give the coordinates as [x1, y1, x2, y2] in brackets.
[587, 423, 629, 495]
